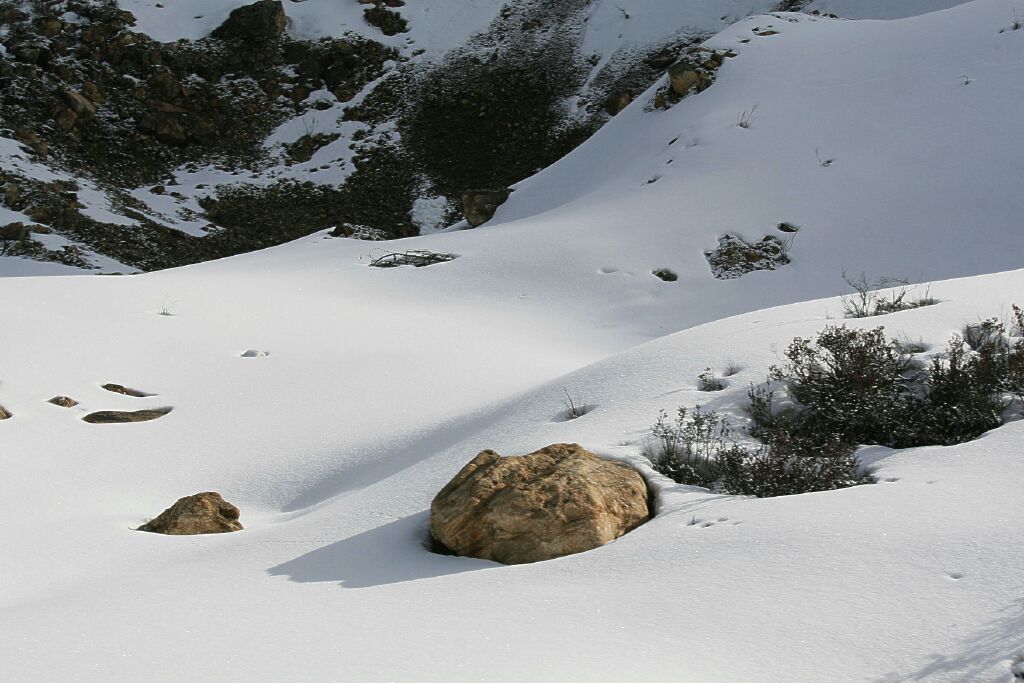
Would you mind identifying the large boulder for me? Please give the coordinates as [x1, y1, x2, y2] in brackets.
[138, 492, 243, 535]
[212, 0, 287, 43]
[462, 188, 511, 228]
[430, 443, 650, 564]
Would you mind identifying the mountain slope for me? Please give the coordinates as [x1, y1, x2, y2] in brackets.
[0, 0, 980, 275]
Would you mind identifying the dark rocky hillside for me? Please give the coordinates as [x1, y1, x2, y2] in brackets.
[0, 0, 747, 271]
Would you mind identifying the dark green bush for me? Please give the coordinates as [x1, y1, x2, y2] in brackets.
[647, 311, 1023, 498]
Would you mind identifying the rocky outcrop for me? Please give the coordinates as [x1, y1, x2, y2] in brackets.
[138, 492, 243, 535]
[430, 443, 651, 564]
[212, 0, 287, 43]
[704, 233, 792, 279]
[462, 188, 511, 228]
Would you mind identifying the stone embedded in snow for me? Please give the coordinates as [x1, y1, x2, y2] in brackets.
[0, 405, 10, 420]
[240, 350, 269, 358]
[82, 407, 172, 423]
[47, 396, 78, 408]
[138, 492, 243, 535]
[430, 443, 651, 565]
[704, 234, 791, 280]
[667, 60, 703, 95]
[461, 188, 511, 228]
[101, 383, 152, 397]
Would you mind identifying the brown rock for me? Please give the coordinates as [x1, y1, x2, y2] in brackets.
[667, 61, 701, 96]
[54, 107, 77, 130]
[62, 89, 96, 117]
[430, 443, 650, 564]
[0, 222, 29, 241]
[462, 188, 511, 228]
[47, 396, 78, 408]
[212, 0, 287, 43]
[138, 492, 243, 535]
[604, 89, 633, 116]
[148, 99, 188, 114]
[101, 383, 152, 397]
[36, 16, 63, 37]
[81, 81, 105, 103]
[0, 405, 10, 420]
[82, 407, 172, 423]
[14, 127, 40, 144]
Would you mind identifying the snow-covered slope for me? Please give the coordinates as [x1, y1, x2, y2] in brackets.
[2, 1, 1023, 680]
[2, 242, 1022, 681]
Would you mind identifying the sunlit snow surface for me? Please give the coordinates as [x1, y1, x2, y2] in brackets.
[2, 1, 1023, 680]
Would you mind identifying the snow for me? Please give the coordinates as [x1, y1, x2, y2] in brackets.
[118, 0, 508, 56]
[2, 0, 1023, 680]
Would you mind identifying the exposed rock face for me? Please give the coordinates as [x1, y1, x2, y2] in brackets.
[462, 188, 511, 228]
[212, 0, 287, 43]
[430, 443, 650, 564]
[138, 492, 243, 535]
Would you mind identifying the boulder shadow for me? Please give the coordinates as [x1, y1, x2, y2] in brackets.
[268, 512, 498, 589]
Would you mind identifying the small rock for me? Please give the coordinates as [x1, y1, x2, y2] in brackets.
[462, 188, 511, 228]
[0, 405, 11, 420]
[430, 443, 651, 564]
[604, 89, 633, 116]
[82, 407, 172, 423]
[240, 350, 269, 358]
[652, 268, 678, 282]
[150, 185, 166, 195]
[101, 383, 152, 397]
[138, 492, 243, 535]
[667, 61, 702, 96]
[47, 396, 78, 408]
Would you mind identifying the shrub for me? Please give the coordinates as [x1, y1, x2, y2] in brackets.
[560, 386, 587, 420]
[920, 335, 1005, 444]
[645, 406, 863, 496]
[841, 272, 937, 318]
[717, 436, 861, 498]
[759, 319, 1022, 448]
[698, 367, 724, 391]
[644, 407, 730, 488]
[766, 325, 917, 447]
[647, 310, 1023, 497]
